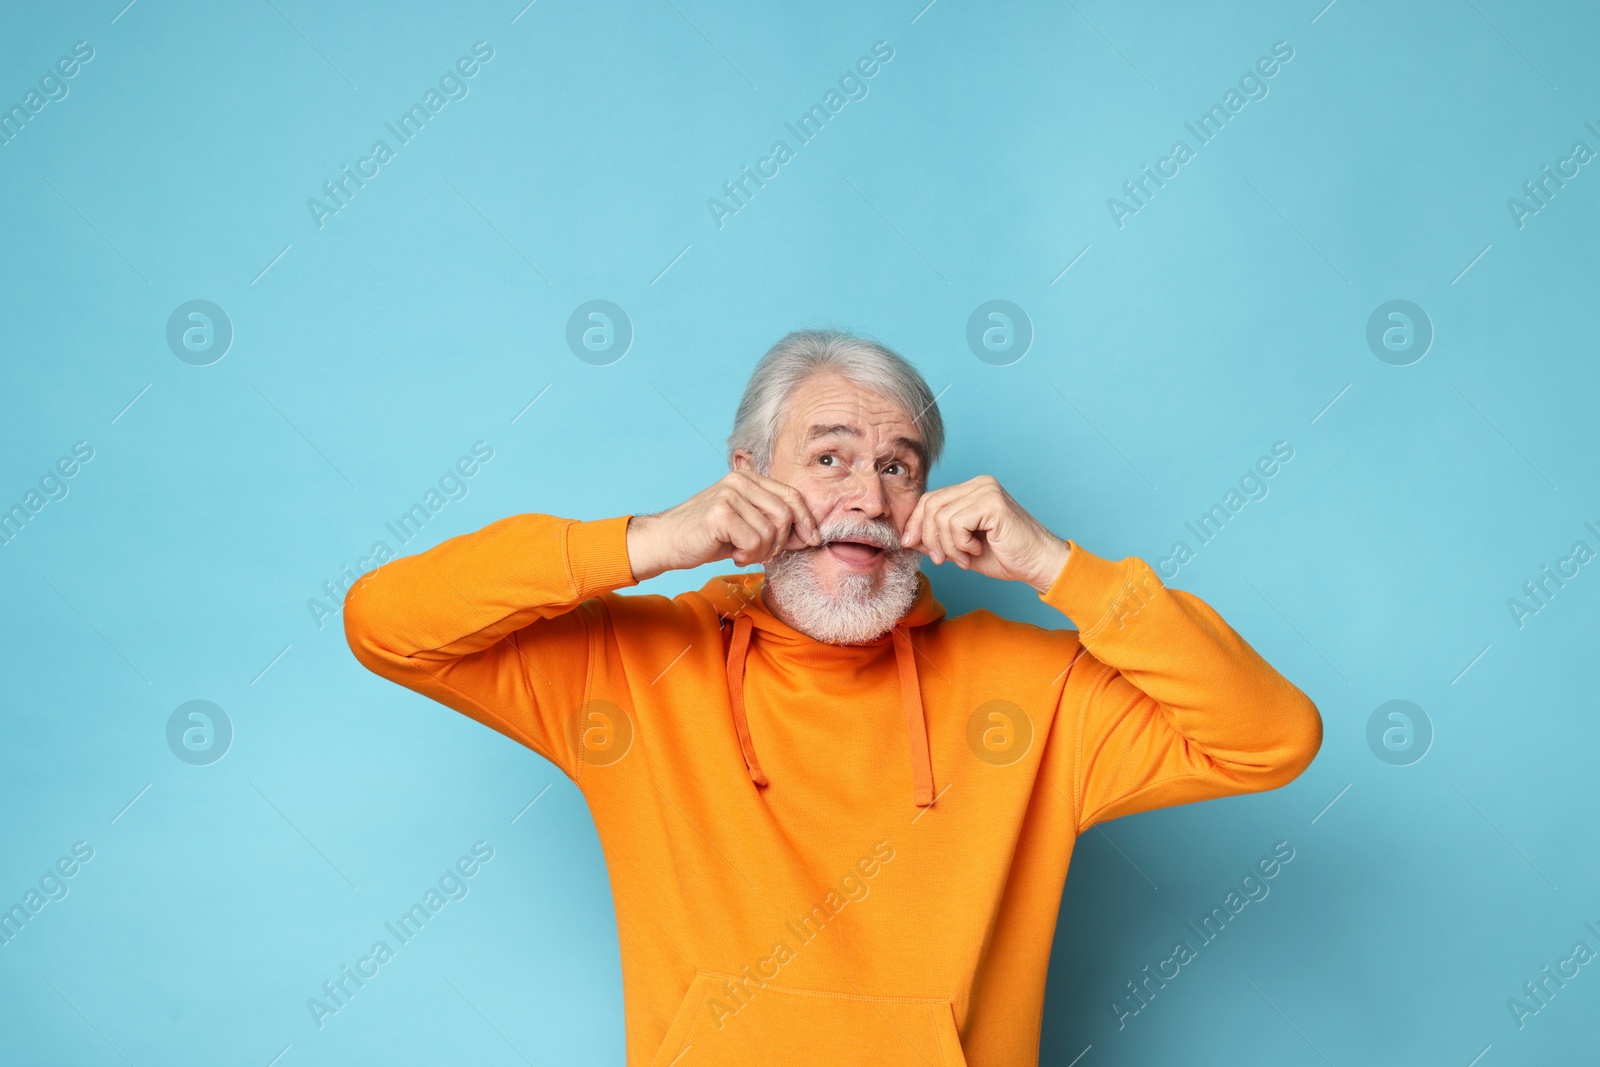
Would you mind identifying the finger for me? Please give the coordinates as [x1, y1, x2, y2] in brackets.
[910, 480, 982, 550]
[931, 506, 962, 567]
[715, 502, 765, 567]
[742, 488, 809, 556]
[735, 483, 811, 554]
[734, 492, 792, 564]
[948, 495, 994, 552]
[916, 491, 954, 564]
[903, 486, 951, 550]
[902, 493, 928, 548]
[943, 500, 992, 568]
[736, 472, 821, 548]
[927, 485, 987, 566]
[720, 494, 778, 566]
[733, 470, 820, 546]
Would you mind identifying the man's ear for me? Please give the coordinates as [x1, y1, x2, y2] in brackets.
[731, 449, 755, 472]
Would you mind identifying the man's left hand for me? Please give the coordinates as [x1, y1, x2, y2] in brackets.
[901, 476, 1070, 594]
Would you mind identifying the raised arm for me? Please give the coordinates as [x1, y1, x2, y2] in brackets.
[343, 469, 824, 775]
[341, 513, 638, 777]
[1043, 544, 1323, 832]
[898, 473, 1322, 833]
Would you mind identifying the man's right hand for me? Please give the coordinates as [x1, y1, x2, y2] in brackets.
[625, 471, 823, 582]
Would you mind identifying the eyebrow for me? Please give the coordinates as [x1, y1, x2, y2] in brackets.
[804, 423, 927, 475]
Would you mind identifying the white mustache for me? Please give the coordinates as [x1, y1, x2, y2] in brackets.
[815, 520, 902, 552]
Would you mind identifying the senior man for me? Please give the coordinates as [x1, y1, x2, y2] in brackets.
[343, 328, 1322, 1066]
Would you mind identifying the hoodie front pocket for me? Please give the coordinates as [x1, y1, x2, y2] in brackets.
[649, 969, 967, 1067]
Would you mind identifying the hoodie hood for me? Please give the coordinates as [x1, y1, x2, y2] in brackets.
[699, 568, 947, 808]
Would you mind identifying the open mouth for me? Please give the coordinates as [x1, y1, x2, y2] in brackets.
[823, 539, 886, 566]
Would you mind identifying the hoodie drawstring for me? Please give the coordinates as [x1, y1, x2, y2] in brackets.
[725, 612, 936, 808]
[725, 612, 769, 788]
[891, 624, 937, 807]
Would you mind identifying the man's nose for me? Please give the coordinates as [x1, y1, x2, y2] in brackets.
[839, 463, 889, 519]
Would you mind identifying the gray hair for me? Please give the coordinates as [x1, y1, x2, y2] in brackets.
[726, 329, 945, 479]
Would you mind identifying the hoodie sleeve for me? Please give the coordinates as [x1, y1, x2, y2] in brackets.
[1039, 541, 1323, 833]
[341, 512, 638, 778]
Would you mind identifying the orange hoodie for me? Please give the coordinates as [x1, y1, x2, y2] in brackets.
[343, 512, 1322, 1066]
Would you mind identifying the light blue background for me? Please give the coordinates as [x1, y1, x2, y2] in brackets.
[2, 1, 1597, 1064]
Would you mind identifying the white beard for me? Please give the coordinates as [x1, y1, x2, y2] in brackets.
[761, 518, 922, 645]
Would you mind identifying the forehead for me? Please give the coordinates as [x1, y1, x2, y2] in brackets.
[778, 372, 923, 452]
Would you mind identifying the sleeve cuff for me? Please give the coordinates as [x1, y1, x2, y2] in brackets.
[1039, 539, 1133, 632]
[564, 515, 640, 596]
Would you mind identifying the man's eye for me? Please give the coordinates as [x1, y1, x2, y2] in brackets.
[818, 454, 839, 467]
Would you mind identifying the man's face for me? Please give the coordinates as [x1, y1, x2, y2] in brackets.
[735, 370, 926, 599]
